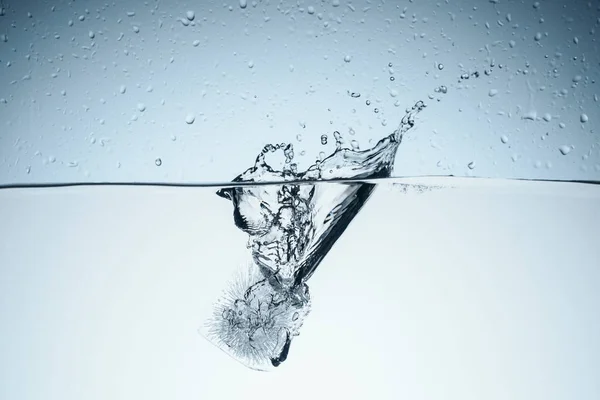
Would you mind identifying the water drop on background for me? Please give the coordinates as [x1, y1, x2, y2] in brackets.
[580, 113, 588, 123]
[119, 85, 126, 94]
[501, 135, 509, 144]
[137, 103, 146, 112]
[239, 0, 248, 8]
[307, 6, 315, 14]
[488, 89, 498, 97]
[559, 145, 572, 155]
[186, 11, 195, 21]
[437, 63, 444, 70]
[185, 114, 195, 124]
[344, 55, 352, 63]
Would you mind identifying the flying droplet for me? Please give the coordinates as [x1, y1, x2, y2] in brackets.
[580, 113, 588, 123]
[155, 158, 162, 166]
[186, 10, 195, 21]
[558, 145, 572, 155]
[185, 114, 195, 124]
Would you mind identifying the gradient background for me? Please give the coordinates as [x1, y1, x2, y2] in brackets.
[0, 0, 598, 184]
[1, 179, 599, 399]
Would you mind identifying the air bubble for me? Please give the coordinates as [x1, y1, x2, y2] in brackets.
[185, 114, 195, 124]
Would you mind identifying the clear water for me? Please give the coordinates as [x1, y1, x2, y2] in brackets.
[1, 177, 599, 399]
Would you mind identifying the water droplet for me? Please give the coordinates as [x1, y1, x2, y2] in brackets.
[349, 92, 361, 98]
[296, 134, 303, 142]
[374, 108, 379, 113]
[501, 135, 509, 144]
[133, 26, 140, 33]
[119, 85, 126, 94]
[60, 90, 67, 96]
[248, 60, 254, 68]
[321, 134, 328, 145]
[193, 39, 200, 47]
[366, 100, 371, 106]
[534, 32, 542, 41]
[186, 10, 195, 21]
[137, 103, 146, 112]
[239, 0, 248, 8]
[127, 11, 136, 17]
[558, 145, 572, 155]
[88, 31, 95, 39]
[155, 158, 162, 166]
[467, 161, 475, 169]
[332, 0, 340, 7]
[573, 37, 579, 45]
[79, 15, 85, 21]
[543, 113, 552, 122]
[344, 55, 352, 63]
[580, 113, 588, 123]
[185, 114, 195, 124]
[437, 63, 444, 70]
[307, 6, 315, 14]
[533, 1, 540, 9]
[390, 76, 395, 81]
[351, 140, 360, 150]
[559, 122, 566, 129]
[488, 89, 498, 97]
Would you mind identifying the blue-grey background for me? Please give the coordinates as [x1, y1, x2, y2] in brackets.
[0, 0, 598, 183]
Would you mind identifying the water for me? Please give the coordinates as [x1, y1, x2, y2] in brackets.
[1, 176, 599, 399]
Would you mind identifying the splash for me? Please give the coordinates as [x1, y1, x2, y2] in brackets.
[202, 101, 426, 371]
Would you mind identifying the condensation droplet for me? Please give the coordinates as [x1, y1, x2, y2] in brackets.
[500, 135, 508, 144]
[137, 103, 146, 112]
[580, 113, 588, 123]
[558, 145, 572, 155]
[88, 31, 95, 39]
[119, 85, 126, 94]
[534, 32, 542, 41]
[155, 158, 162, 166]
[437, 63, 444, 70]
[543, 113, 552, 122]
[248, 60, 254, 68]
[185, 114, 195, 124]
[186, 10, 195, 21]
[193, 39, 200, 47]
[239, 0, 248, 8]
[307, 6, 315, 14]
[344, 55, 352, 63]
